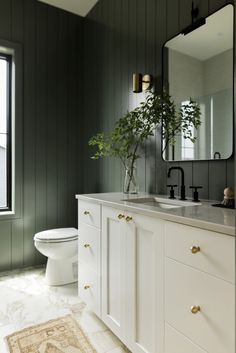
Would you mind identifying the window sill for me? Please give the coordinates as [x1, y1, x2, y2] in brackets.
[0, 210, 19, 221]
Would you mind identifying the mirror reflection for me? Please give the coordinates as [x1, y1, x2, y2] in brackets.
[163, 5, 233, 161]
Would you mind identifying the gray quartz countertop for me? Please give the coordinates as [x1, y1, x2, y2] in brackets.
[76, 192, 235, 236]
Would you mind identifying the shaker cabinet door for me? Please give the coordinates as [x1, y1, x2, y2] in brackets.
[125, 212, 165, 353]
[101, 206, 127, 343]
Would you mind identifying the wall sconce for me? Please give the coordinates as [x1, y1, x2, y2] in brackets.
[132, 73, 152, 93]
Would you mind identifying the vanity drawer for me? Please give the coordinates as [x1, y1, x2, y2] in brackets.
[165, 324, 207, 353]
[79, 200, 101, 228]
[79, 223, 100, 274]
[79, 263, 101, 317]
[165, 258, 235, 353]
[165, 221, 235, 283]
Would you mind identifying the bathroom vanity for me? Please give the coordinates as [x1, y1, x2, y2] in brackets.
[76, 193, 235, 353]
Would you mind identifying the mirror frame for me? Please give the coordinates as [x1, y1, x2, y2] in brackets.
[161, 3, 234, 162]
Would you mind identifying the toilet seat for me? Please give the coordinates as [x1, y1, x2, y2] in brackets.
[34, 227, 78, 243]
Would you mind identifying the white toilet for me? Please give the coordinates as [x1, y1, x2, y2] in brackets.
[34, 228, 78, 286]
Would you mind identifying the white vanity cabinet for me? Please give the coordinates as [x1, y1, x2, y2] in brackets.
[77, 194, 235, 353]
[78, 200, 101, 317]
[102, 206, 165, 353]
[164, 221, 235, 353]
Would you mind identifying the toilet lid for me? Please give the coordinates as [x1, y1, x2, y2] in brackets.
[34, 228, 78, 242]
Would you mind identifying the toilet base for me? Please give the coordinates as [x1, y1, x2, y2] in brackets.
[45, 255, 78, 286]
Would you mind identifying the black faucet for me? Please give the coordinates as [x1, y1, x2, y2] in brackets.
[167, 167, 186, 200]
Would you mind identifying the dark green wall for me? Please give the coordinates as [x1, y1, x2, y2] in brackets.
[83, 0, 234, 201]
[0, 0, 234, 272]
[0, 0, 83, 271]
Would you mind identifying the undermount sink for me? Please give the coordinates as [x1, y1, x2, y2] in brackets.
[123, 197, 201, 209]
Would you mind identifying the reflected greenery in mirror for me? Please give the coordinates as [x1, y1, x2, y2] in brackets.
[163, 4, 233, 161]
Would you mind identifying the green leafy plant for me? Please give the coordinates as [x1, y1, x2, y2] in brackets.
[89, 91, 201, 192]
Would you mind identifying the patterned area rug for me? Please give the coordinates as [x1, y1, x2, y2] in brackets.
[5, 315, 97, 353]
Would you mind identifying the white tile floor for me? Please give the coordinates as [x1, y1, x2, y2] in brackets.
[0, 266, 129, 353]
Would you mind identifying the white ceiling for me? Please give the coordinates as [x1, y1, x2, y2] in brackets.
[166, 4, 233, 61]
[38, 0, 99, 17]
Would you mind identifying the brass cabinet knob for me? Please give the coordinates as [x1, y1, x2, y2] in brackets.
[118, 214, 125, 219]
[190, 246, 200, 254]
[191, 305, 201, 314]
[84, 285, 90, 290]
[84, 244, 90, 248]
[84, 211, 90, 215]
[126, 216, 133, 222]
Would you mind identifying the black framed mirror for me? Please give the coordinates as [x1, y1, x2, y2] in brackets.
[162, 4, 234, 161]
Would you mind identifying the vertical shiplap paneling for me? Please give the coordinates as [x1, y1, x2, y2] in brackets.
[11, 0, 24, 223]
[192, 161, 209, 200]
[23, 0, 36, 266]
[167, 0, 180, 38]
[83, 10, 100, 193]
[155, 0, 168, 195]
[128, 0, 137, 111]
[120, 0, 129, 116]
[46, 6, 58, 229]
[57, 11, 69, 228]
[11, 220, 24, 268]
[35, 2, 48, 264]
[226, 158, 234, 187]
[11, 0, 24, 42]
[0, 0, 84, 272]
[84, 0, 233, 201]
[179, 0, 209, 30]
[92, 3, 103, 192]
[100, 0, 110, 191]
[0, 222, 11, 271]
[209, 0, 227, 12]
[145, 0, 157, 193]
[195, 0, 210, 17]
[0, 0, 233, 272]
[208, 159, 228, 200]
[112, 0, 122, 192]
[106, 0, 116, 192]
[136, 0, 146, 192]
[127, 0, 138, 192]
[120, 0, 129, 191]
[179, 0, 193, 30]
[67, 15, 80, 226]
[0, 0, 11, 40]
[106, 0, 115, 192]
[209, 161, 227, 200]
[76, 17, 84, 196]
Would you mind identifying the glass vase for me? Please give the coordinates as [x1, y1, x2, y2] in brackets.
[123, 163, 139, 194]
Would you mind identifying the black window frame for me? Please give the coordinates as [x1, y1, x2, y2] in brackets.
[0, 53, 12, 212]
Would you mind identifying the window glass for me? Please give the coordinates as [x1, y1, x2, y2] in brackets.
[0, 55, 11, 210]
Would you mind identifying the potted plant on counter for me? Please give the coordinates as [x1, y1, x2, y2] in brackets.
[88, 91, 201, 194]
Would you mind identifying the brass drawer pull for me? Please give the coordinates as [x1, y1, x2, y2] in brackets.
[190, 246, 200, 254]
[126, 216, 133, 222]
[84, 244, 90, 248]
[84, 211, 90, 215]
[118, 214, 125, 219]
[84, 285, 91, 290]
[191, 305, 201, 314]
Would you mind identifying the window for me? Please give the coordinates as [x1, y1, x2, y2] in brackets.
[181, 101, 195, 160]
[0, 53, 12, 211]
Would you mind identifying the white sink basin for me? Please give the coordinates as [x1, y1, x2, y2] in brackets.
[123, 197, 200, 209]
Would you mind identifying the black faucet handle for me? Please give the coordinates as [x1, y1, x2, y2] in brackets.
[167, 184, 178, 199]
[189, 186, 203, 202]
